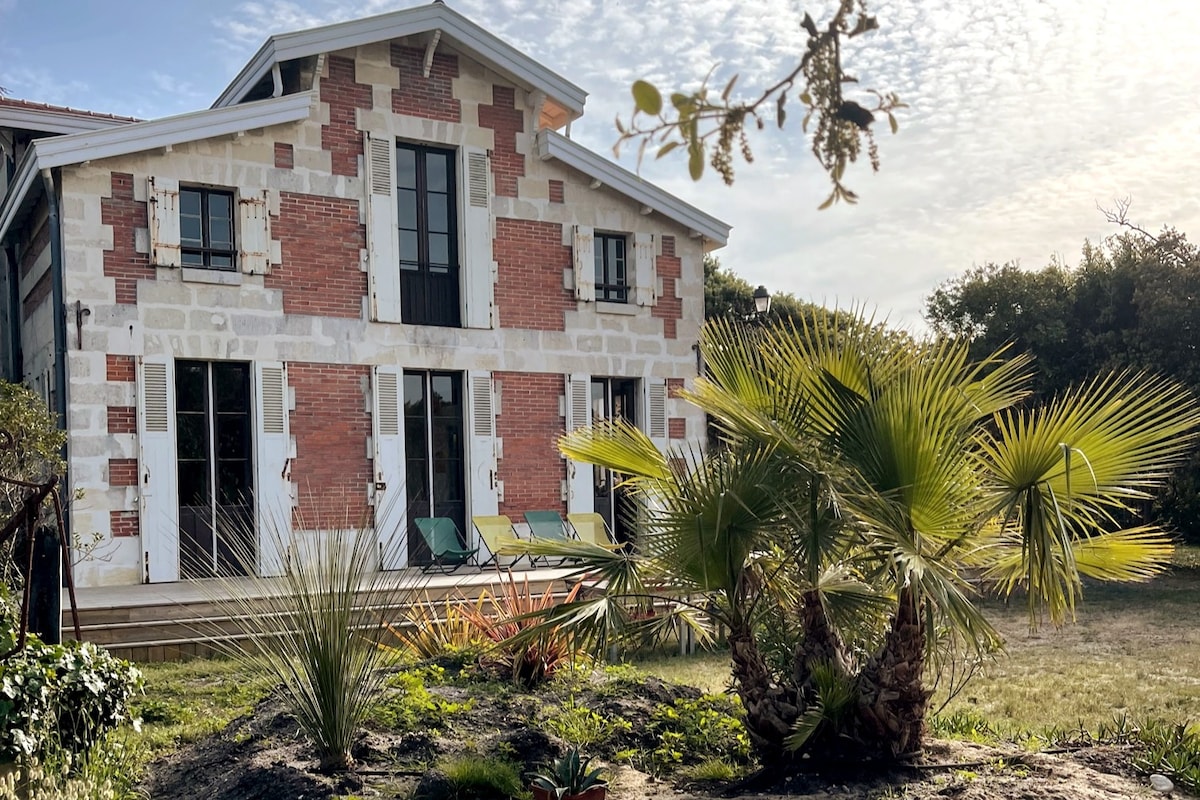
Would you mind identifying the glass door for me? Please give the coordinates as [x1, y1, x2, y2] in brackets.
[591, 378, 638, 543]
[403, 371, 466, 563]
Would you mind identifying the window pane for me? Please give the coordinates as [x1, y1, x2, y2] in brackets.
[178, 461, 209, 506]
[217, 416, 248, 459]
[182, 251, 204, 266]
[176, 363, 207, 412]
[399, 230, 419, 263]
[180, 190, 201, 216]
[210, 254, 233, 269]
[213, 364, 248, 412]
[594, 245, 605, 285]
[431, 374, 455, 408]
[180, 215, 203, 245]
[426, 152, 447, 193]
[427, 194, 448, 233]
[429, 233, 448, 265]
[177, 413, 208, 460]
[396, 147, 417, 189]
[398, 189, 417, 228]
[208, 193, 232, 220]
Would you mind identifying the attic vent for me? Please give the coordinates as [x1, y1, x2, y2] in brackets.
[467, 151, 489, 208]
[260, 366, 286, 434]
[648, 383, 667, 439]
[376, 371, 400, 436]
[368, 137, 393, 196]
[471, 375, 494, 437]
[142, 362, 169, 433]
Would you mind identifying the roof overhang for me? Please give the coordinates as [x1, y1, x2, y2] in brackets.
[0, 149, 42, 245]
[535, 129, 731, 248]
[213, 3, 586, 124]
[0, 105, 133, 135]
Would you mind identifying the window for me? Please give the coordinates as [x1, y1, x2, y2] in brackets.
[594, 233, 628, 303]
[397, 143, 460, 326]
[180, 188, 235, 270]
[404, 370, 466, 563]
[591, 378, 638, 542]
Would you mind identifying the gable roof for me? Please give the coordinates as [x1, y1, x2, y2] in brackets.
[535, 129, 731, 248]
[0, 97, 138, 135]
[213, 1, 587, 126]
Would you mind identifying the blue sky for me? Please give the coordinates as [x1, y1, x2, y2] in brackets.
[4, 0, 1199, 329]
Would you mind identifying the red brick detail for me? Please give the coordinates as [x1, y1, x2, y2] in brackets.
[494, 218, 572, 331]
[109, 458, 138, 487]
[21, 270, 50, 320]
[101, 172, 152, 305]
[666, 378, 685, 398]
[548, 180, 564, 204]
[478, 85, 525, 198]
[321, 56, 373, 177]
[288, 363, 372, 528]
[661, 235, 676, 258]
[110, 510, 139, 538]
[19, 214, 48, 278]
[668, 418, 687, 440]
[268, 192, 366, 318]
[107, 405, 136, 434]
[274, 142, 295, 169]
[495, 372, 567, 516]
[106, 354, 135, 383]
[652, 250, 683, 340]
[391, 45, 461, 123]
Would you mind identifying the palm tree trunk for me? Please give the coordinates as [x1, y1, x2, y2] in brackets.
[854, 585, 928, 760]
[792, 589, 853, 689]
[728, 622, 799, 765]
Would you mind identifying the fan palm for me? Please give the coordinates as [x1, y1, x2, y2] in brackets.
[517, 311, 1198, 766]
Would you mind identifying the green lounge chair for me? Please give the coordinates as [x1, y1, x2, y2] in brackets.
[523, 511, 574, 567]
[471, 514, 525, 568]
[566, 512, 623, 551]
[414, 517, 477, 573]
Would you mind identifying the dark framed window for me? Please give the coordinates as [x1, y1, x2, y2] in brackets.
[403, 370, 466, 563]
[397, 143, 460, 326]
[180, 188, 235, 270]
[594, 233, 628, 303]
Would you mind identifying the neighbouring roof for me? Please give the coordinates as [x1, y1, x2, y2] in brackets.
[0, 97, 139, 134]
[535, 129, 731, 248]
[212, 2, 587, 130]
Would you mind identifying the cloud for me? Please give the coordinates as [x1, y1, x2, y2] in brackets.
[0, 66, 89, 106]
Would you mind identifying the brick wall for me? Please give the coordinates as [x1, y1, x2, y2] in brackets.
[478, 85, 524, 198]
[548, 180, 564, 204]
[274, 143, 294, 169]
[392, 45, 461, 123]
[268, 192, 367, 318]
[495, 371, 567, 515]
[321, 56, 373, 178]
[107, 405, 135, 434]
[287, 363, 372, 528]
[101, 172, 152, 305]
[110, 510, 138, 538]
[106, 354, 135, 382]
[108, 458, 138, 486]
[494, 218, 572, 330]
[652, 235, 683, 339]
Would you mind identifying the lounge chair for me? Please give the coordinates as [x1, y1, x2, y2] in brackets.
[523, 510, 575, 566]
[566, 512, 623, 551]
[471, 514, 525, 568]
[414, 517, 478, 573]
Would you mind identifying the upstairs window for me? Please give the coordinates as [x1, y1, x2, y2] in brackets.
[594, 233, 628, 303]
[397, 143, 460, 326]
[180, 188, 235, 270]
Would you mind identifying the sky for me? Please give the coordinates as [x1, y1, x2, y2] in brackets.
[3, 0, 1199, 330]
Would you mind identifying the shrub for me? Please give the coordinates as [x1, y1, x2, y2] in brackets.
[541, 697, 631, 748]
[440, 754, 525, 799]
[371, 670, 474, 732]
[647, 694, 750, 775]
[382, 592, 487, 664]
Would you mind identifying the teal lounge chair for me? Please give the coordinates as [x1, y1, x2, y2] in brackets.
[523, 511, 574, 566]
[414, 517, 478, 573]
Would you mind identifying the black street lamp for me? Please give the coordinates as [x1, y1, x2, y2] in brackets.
[752, 285, 771, 317]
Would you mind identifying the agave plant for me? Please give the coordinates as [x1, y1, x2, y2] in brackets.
[529, 747, 607, 799]
[512, 311, 1200, 766]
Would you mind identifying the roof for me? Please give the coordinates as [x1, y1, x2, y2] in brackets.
[212, 2, 586, 127]
[0, 97, 138, 135]
[535, 129, 731, 247]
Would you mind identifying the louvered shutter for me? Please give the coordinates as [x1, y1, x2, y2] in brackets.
[564, 373, 593, 514]
[366, 134, 402, 322]
[373, 366, 407, 569]
[462, 148, 495, 329]
[572, 225, 595, 302]
[137, 356, 178, 583]
[148, 176, 181, 268]
[633, 232, 657, 306]
[645, 377, 668, 453]
[467, 371, 498, 548]
[254, 362, 290, 577]
[239, 190, 271, 275]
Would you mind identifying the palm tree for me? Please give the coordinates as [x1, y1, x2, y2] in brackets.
[517, 312, 1197, 766]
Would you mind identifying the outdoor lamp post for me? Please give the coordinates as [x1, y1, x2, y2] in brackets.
[752, 285, 771, 318]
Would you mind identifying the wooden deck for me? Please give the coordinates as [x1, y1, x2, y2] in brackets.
[62, 565, 581, 662]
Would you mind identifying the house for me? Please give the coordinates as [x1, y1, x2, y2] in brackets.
[0, 2, 729, 589]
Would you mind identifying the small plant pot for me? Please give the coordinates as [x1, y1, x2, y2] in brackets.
[531, 784, 607, 800]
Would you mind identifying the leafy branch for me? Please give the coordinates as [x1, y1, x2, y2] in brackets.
[615, 0, 904, 209]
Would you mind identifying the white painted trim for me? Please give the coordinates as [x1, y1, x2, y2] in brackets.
[211, 3, 587, 119]
[32, 92, 315, 170]
[0, 106, 133, 135]
[0, 149, 38, 244]
[535, 129, 731, 247]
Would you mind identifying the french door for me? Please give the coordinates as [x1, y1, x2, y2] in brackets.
[403, 370, 466, 562]
[592, 378, 638, 543]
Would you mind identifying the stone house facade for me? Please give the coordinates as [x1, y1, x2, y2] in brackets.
[0, 3, 729, 588]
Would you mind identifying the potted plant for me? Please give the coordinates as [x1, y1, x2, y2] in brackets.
[529, 748, 608, 800]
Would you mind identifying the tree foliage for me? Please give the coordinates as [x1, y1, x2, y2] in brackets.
[618, 1, 904, 207]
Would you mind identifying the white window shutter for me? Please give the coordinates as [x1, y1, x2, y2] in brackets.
[373, 366, 408, 569]
[467, 371, 498, 545]
[633, 232, 657, 306]
[137, 356, 179, 583]
[148, 176, 181, 268]
[564, 373, 593, 514]
[253, 362, 291, 577]
[462, 148, 495, 329]
[366, 134, 402, 322]
[646, 377, 668, 453]
[239, 190, 271, 275]
[573, 225, 595, 302]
